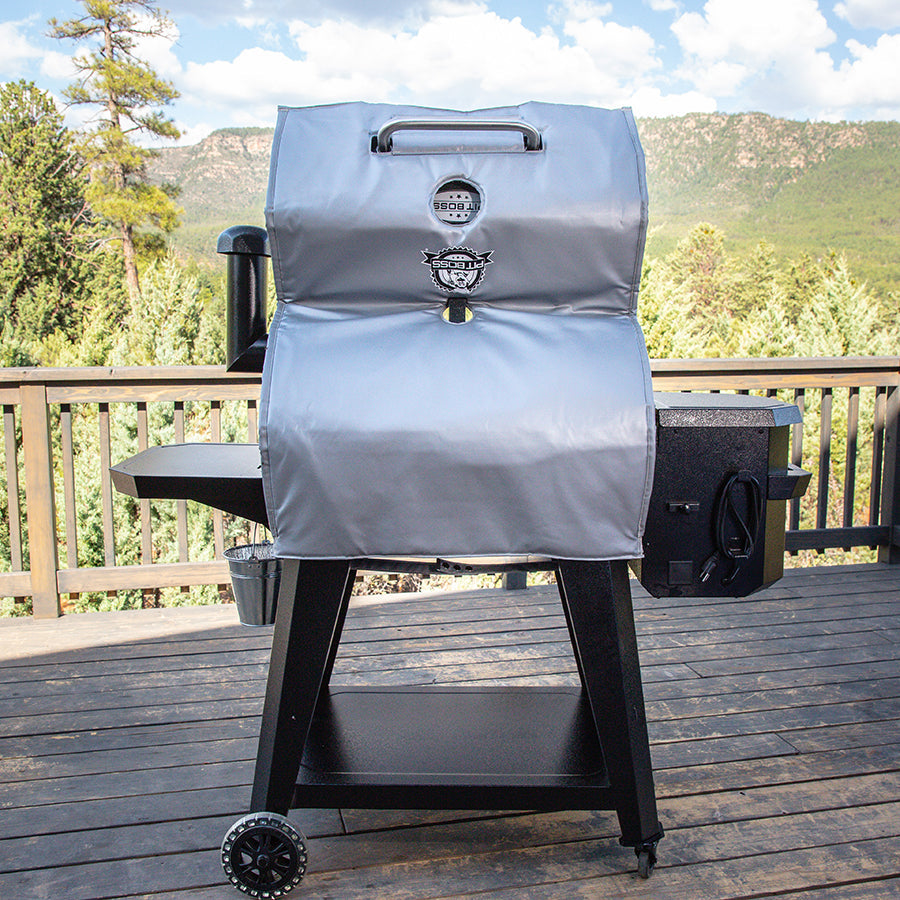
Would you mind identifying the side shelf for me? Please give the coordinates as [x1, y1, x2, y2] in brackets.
[110, 443, 268, 526]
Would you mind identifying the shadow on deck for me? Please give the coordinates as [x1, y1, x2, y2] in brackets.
[0, 563, 898, 899]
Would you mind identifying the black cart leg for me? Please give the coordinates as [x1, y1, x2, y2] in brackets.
[321, 567, 357, 688]
[555, 559, 664, 873]
[250, 559, 354, 814]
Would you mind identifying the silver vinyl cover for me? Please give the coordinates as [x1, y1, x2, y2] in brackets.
[261, 101, 656, 559]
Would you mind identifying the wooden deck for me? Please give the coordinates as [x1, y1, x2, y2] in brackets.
[1, 563, 899, 899]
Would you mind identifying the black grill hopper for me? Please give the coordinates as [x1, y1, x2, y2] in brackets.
[112, 101, 808, 894]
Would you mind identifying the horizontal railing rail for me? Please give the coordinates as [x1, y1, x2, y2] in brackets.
[1, 358, 897, 617]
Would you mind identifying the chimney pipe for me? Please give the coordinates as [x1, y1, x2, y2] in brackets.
[217, 225, 270, 372]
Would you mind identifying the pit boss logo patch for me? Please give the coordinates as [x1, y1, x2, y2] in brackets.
[422, 247, 493, 293]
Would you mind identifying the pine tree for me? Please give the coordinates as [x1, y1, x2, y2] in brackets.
[49, 0, 182, 303]
[0, 80, 96, 365]
[110, 256, 203, 366]
[667, 223, 730, 310]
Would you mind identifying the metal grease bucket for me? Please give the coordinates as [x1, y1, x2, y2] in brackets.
[224, 542, 281, 626]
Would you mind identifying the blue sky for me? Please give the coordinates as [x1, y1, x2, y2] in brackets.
[2, 0, 900, 144]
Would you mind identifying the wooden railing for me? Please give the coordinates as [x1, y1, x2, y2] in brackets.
[1, 357, 898, 617]
[3, 367, 260, 617]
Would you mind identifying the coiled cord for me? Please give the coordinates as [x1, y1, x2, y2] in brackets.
[700, 470, 763, 587]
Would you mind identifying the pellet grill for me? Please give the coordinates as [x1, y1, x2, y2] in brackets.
[112, 101, 809, 896]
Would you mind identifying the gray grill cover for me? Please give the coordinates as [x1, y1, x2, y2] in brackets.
[261, 101, 655, 559]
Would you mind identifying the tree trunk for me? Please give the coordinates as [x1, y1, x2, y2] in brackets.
[121, 222, 141, 303]
[102, 18, 142, 304]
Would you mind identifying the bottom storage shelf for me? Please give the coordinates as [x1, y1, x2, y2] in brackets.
[294, 686, 613, 809]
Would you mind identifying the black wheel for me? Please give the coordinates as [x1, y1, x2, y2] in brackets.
[222, 812, 307, 898]
[636, 846, 656, 879]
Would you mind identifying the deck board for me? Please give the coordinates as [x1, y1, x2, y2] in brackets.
[0, 562, 898, 899]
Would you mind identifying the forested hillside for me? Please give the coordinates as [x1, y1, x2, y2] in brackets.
[639, 114, 900, 297]
[152, 112, 900, 303]
[149, 127, 272, 262]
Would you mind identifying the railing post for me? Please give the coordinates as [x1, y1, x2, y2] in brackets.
[878, 383, 900, 564]
[20, 382, 61, 617]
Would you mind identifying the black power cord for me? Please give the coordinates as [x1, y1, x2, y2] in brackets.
[700, 470, 764, 587]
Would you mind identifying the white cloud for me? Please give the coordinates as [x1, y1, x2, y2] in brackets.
[132, 17, 183, 80]
[834, 0, 900, 30]
[168, 0, 482, 27]
[57, 98, 100, 132]
[180, 6, 703, 120]
[0, 20, 43, 77]
[672, 0, 835, 84]
[831, 34, 900, 110]
[173, 120, 216, 144]
[183, 47, 309, 108]
[630, 85, 717, 117]
[39, 50, 79, 82]
[425, 0, 487, 15]
[565, 17, 659, 79]
[669, 0, 900, 118]
[549, 1, 613, 23]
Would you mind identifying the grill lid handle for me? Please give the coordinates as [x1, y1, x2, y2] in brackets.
[375, 118, 542, 153]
